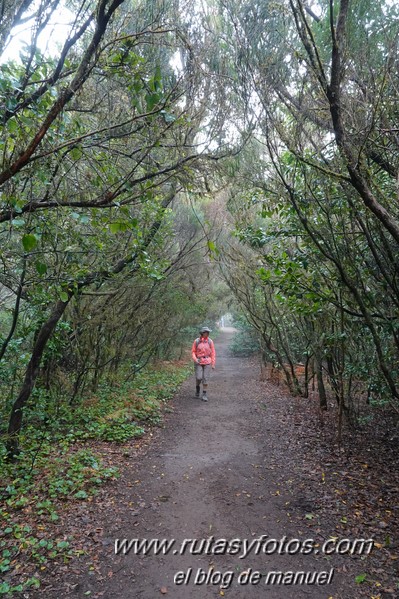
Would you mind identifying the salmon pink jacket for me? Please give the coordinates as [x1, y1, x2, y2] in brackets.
[192, 336, 216, 367]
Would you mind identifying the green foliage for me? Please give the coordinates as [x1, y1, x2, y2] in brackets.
[221, 140, 399, 410]
[0, 359, 189, 593]
[0, 0, 240, 459]
[216, 0, 399, 415]
[229, 317, 260, 357]
[0, 362, 190, 461]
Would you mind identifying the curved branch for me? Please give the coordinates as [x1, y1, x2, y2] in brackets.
[0, 259, 26, 361]
[0, 0, 126, 187]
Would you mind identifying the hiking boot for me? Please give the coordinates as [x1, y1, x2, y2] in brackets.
[195, 386, 200, 398]
[195, 391, 200, 398]
[202, 393, 208, 402]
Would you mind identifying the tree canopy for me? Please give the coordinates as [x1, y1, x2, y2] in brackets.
[1, 0, 399, 453]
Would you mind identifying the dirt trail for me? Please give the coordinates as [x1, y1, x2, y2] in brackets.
[39, 329, 360, 598]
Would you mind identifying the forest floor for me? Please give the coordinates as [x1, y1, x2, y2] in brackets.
[21, 328, 399, 599]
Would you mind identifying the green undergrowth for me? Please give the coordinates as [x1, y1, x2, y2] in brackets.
[229, 320, 260, 357]
[0, 360, 190, 595]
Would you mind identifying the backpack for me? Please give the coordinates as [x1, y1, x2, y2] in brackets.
[195, 337, 213, 350]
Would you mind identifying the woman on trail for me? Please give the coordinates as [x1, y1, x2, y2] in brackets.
[191, 326, 216, 401]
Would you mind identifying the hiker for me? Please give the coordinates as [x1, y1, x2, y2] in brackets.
[192, 326, 216, 401]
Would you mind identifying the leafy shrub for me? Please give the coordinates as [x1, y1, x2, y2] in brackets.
[229, 319, 260, 357]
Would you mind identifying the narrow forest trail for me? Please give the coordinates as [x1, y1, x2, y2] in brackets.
[36, 329, 382, 599]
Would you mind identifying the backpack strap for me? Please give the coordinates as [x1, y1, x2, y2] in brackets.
[196, 337, 211, 349]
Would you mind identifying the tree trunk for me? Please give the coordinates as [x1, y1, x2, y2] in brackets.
[6, 298, 70, 459]
[315, 355, 327, 411]
[303, 354, 311, 398]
